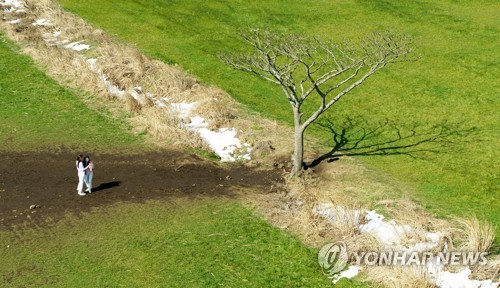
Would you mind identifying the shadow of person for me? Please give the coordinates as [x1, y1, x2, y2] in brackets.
[91, 181, 121, 193]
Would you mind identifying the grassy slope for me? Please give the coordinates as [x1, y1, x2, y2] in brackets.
[0, 34, 144, 152]
[57, 0, 499, 231]
[1, 199, 358, 287]
[0, 34, 359, 286]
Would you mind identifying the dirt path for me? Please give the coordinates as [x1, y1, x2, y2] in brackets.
[0, 150, 283, 229]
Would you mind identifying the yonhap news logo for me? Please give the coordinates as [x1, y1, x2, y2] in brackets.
[318, 241, 488, 276]
[318, 242, 349, 276]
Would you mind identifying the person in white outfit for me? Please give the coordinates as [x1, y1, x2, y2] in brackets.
[76, 155, 87, 196]
[84, 155, 94, 193]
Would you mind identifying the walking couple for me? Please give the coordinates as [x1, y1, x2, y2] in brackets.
[76, 155, 94, 196]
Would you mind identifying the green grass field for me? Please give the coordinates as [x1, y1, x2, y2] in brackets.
[0, 34, 144, 152]
[57, 0, 499, 232]
[0, 34, 364, 286]
[2, 199, 365, 287]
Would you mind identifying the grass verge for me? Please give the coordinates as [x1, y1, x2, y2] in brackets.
[0, 198, 368, 287]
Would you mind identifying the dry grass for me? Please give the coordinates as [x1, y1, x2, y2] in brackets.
[452, 216, 495, 253]
[125, 93, 142, 114]
[141, 94, 156, 108]
[366, 266, 437, 288]
[252, 140, 276, 158]
[96, 43, 148, 91]
[3, 0, 298, 160]
[343, 233, 381, 257]
[471, 254, 500, 282]
[139, 61, 198, 99]
[384, 199, 447, 232]
[139, 107, 210, 150]
[237, 117, 293, 165]
[190, 87, 236, 130]
[320, 205, 364, 238]
[241, 154, 499, 286]
[1, 0, 237, 151]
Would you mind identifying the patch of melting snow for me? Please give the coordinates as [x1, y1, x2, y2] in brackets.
[154, 99, 166, 108]
[86, 58, 97, 69]
[32, 19, 51, 26]
[173, 102, 252, 161]
[7, 18, 20, 24]
[64, 41, 91, 51]
[102, 77, 125, 98]
[129, 86, 151, 99]
[186, 116, 207, 128]
[314, 203, 440, 251]
[129, 90, 140, 100]
[86, 58, 125, 98]
[434, 267, 498, 288]
[171, 102, 197, 119]
[1, 0, 22, 6]
[360, 210, 432, 249]
[314, 203, 499, 287]
[1, 0, 23, 11]
[56, 39, 70, 45]
[196, 127, 251, 162]
[332, 265, 362, 284]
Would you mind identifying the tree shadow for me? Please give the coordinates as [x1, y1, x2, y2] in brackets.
[306, 117, 478, 169]
[91, 181, 122, 193]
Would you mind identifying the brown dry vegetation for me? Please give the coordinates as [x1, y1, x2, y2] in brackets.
[241, 159, 498, 286]
[1, 1, 497, 287]
[0, 0, 290, 155]
[454, 217, 496, 253]
[366, 266, 436, 288]
[471, 255, 500, 282]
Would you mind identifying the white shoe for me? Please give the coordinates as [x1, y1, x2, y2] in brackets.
[78, 192, 85, 196]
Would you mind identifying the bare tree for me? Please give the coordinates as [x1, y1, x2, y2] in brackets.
[220, 29, 419, 175]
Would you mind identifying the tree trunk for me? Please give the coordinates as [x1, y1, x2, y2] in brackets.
[292, 127, 305, 175]
[291, 108, 305, 176]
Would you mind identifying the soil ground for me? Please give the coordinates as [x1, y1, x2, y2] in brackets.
[0, 150, 283, 230]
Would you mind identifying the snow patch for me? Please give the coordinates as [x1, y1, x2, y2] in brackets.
[64, 41, 91, 51]
[168, 101, 252, 161]
[1, 0, 23, 11]
[313, 203, 363, 224]
[171, 102, 197, 119]
[435, 267, 498, 288]
[194, 127, 251, 162]
[332, 265, 362, 284]
[314, 203, 499, 287]
[1, 0, 22, 7]
[7, 18, 20, 24]
[86, 58, 125, 98]
[32, 19, 51, 26]
[314, 203, 440, 252]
